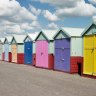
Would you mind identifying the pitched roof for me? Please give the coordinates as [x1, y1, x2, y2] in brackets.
[5, 36, 13, 43]
[54, 27, 84, 38]
[12, 35, 26, 43]
[35, 29, 58, 41]
[62, 27, 84, 37]
[81, 23, 95, 36]
[27, 32, 39, 41]
[0, 38, 5, 43]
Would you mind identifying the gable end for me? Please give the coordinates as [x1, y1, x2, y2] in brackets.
[54, 30, 69, 39]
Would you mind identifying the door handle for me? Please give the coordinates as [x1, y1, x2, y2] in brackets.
[41, 52, 43, 55]
[28, 48, 30, 50]
[61, 47, 64, 50]
[61, 59, 64, 61]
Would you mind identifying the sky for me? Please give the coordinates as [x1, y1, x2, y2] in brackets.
[0, 0, 96, 37]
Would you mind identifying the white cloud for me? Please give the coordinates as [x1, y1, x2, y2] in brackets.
[30, 21, 41, 28]
[0, 0, 41, 37]
[40, 0, 79, 8]
[0, 0, 37, 23]
[0, 24, 25, 36]
[89, 0, 96, 4]
[7, 25, 24, 34]
[92, 15, 96, 22]
[56, 1, 96, 17]
[20, 23, 33, 30]
[0, 20, 41, 37]
[48, 22, 58, 29]
[43, 10, 59, 21]
[29, 5, 41, 15]
[40, 0, 96, 17]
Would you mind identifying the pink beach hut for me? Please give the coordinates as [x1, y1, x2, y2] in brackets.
[35, 29, 57, 69]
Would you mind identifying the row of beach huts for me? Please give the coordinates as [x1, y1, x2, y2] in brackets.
[0, 23, 96, 79]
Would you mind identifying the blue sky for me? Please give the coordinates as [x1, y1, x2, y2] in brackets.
[16, 0, 95, 28]
[0, 0, 96, 37]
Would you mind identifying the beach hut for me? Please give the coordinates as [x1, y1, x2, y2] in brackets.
[0, 38, 5, 60]
[35, 29, 57, 69]
[24, 32, 39, 65]
[4, 36, 13, 62]
[0, 39, 2, 60]
[54, 27, 84, 74]
[82, 23, 96, 77]
[11, 35, 26, 64]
